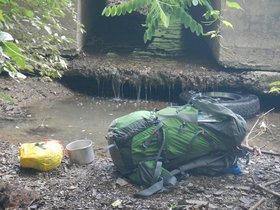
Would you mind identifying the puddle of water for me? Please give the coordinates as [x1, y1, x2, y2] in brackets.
[0, 96, 279, 152]
[0, 97, 170, 147]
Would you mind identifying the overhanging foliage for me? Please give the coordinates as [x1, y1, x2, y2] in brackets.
[0, 0, 77, 79]
[102, 0, 242, 43]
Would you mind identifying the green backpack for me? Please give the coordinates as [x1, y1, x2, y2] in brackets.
[106, 98, 247, 197]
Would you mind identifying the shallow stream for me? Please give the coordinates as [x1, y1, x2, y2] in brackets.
[0, 96, 171, 147]
[0, 96, 279, 152]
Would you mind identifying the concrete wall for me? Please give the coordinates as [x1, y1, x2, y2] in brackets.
[77, 0, 105, 51]
[58, 1, 78, 52]
[211, 0, 280, 71]
[55, 0, 105, 52]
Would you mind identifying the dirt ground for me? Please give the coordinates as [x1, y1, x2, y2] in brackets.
[0, 76, 280, 210]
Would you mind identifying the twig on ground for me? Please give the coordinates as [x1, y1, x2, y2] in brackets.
[248, 130, 265, 142]
[241, 108, 280, 156]
[248, 197, 266, 210]
[255, 184, 280, 198]
[263, 178, 280, 187]
[252, 172, 280, 199]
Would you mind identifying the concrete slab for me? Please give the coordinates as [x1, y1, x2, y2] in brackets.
[210, 0, 280, 71]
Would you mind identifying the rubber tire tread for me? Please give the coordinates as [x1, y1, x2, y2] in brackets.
[200, 92, 260, 119]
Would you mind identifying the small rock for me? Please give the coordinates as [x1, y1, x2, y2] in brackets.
[228, 175, 235, 180]
[187, 182, 194, 187]
[91, 189, 97, 197]
[2, 175, 14, 180]
[225, 185, 234, 189]
[67, 185, 78, 190]
[239, 196, 252, 205]
[213, 191, 223, 196]
[116, 178, 128, 187]
[273, 167, 280, 173]
[225, 205, 234, 209]
[236, 186, 251, 191]
[29, 205, 37, 210]
[111, 199, 122, 208]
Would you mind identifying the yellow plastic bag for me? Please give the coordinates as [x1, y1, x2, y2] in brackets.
[19, 139, 64, 171]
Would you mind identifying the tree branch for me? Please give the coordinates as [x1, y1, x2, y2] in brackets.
[248, 197, 266, 210]
[252, 172, 280, 199]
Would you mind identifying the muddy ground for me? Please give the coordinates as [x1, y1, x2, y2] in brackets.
[0, 76, 280, 210]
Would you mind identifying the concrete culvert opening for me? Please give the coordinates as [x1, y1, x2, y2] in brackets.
[77, 0, 214, 60]
[85, 13, 146, 54]
[70, 0, 223, 102]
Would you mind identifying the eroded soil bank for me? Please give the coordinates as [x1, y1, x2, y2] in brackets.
[66, 54, 280, 100]
[0, 75, 280, 209]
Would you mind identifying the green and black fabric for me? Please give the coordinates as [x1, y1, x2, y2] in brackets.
[106, 98, 247, 197]
[192, 98, 247, 146]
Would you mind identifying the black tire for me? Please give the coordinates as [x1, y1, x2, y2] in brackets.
[180, 91, 260, 119]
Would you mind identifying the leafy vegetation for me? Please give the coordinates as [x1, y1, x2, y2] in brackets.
[0, 0, 77, 80]
[268, 81, 280, 94]
[0, 91, 14, 104]
[102, 0, 242, 43]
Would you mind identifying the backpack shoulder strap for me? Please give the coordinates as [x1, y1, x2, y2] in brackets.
[133, 126, 177, 197]
[134, 163, 177, 197]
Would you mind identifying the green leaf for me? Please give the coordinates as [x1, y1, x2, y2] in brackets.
[159, 11, 169, 28]
[121, 4, 127, 15]
[185, 0, 192, 7]
[24, 64, 35, 73]
[0, 0, 8, 6]
[4, 61, 17, 72]
[0, 10, 5, 22]
[102, 7, 112, 17]
[175, 8, 192, 28]
[0, 31, 13, 41]
[268, 87, 280, 94]
[192, 0, 198, 6]
[22, 8, 34, 18]
[222, 20, 234, 29]
[210, 10, 220, 18]
[144, 32, 148, 43]
[204, 30, 216, 36]
[196, 23, 203, 35]
[137, 0, 149, 8]
[203, 11, 211, 20]
[150, 21, 156, 35]
[0, 91, 14, 104]
[190, 20, 196, 33]
[126, 1, 134, 13]
[2, 42, 26, 68]
[101, 8, 107, 16]
[116, 6, 123, 16]
[144, 28, 153, 43]
[226, 1, 242, 10]
[269, 81, 280, 87]
[111, 6, 117, 16]
[203, 10, 220, 20]
[202, 0, 213, 10]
